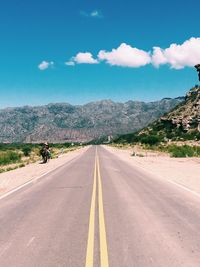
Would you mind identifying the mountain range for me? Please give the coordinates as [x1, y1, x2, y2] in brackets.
[0, 97, 184, 143]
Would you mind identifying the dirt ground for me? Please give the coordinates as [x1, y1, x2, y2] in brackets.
[105, 145, 200, 195]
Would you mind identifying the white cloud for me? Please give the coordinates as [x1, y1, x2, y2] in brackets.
[151, 47, 168, 68]
[72, 52, 99, 64]
[44, 37, 200, 70]
[98, 43, 151, 68]
[80, 10, 103, 18]
[152, 37, 200, 69]
[65, 61, 75, 66]
[38, 61, 54, 70]
[90, 10, 103, 18]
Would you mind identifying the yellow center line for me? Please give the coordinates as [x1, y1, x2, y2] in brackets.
[97, 154, 109, 267]
[85, 147, 109, 267]
[85, 150, 97, 267]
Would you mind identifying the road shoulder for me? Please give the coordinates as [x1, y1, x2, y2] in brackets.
[0, 146, 89, 197]
[103, 145, 200, 195]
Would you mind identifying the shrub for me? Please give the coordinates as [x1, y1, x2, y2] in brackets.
[168, 145, 196, 158]
[22, 146, 32, 157]
[6, 167, 16, 172]
[19, 163, 25, 168]
[0, 151, 21, 165]
[140, 135, 161, 146]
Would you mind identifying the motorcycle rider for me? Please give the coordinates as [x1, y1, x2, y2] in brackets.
[41, 142, 51, 163]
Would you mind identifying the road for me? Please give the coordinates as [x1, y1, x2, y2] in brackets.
[0, 145, 200, 267]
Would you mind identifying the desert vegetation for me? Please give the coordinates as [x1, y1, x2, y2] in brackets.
[112, 132, 200, 158]
[0, 143, 81, 173]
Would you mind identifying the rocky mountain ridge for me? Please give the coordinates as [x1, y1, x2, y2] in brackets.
[160, 86, 200, 132]
[0, 97, 184, 143]
[138, 86, 200, 141]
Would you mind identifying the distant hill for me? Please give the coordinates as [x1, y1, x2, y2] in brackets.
[0, 97, 183, 143]
[114, 86, 200, 144]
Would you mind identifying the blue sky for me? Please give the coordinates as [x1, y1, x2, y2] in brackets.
[0, 0, 200, 107]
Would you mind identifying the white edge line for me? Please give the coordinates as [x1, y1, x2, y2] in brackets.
[26, 237, 36, 247]
[103, 146, 200, 199]
[0, 151, 85, 201]
[165, 179, 200, 198]
[134, 160, 200, 198]
[130, 160, 200, 198]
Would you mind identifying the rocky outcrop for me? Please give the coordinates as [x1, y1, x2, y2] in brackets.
[160, 86, 200, 132]
[132, 86, 200, 142]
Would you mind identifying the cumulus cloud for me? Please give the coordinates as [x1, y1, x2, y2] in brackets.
[98, 43, 151, 68]
[38, 61, 54, 70]
[70, 52, 99, 64]
[152, 37, 200, 69]
[151, 47, 167, 67]
[40, 37, 200, 71]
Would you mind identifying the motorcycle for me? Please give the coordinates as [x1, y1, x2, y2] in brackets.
[40, 147, 51, 163]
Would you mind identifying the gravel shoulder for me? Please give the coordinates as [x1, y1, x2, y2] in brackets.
[0, 146, 89, 197]
[104, 145, 200, 195]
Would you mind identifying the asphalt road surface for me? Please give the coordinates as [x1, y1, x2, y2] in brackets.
[0, 146, 200, 267]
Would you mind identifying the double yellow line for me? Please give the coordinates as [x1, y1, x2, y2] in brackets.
[85, 148, 109, 267]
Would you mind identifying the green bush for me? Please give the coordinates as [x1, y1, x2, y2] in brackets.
[22, 146, 32, 157]
[140, 135, 161, 146]
[167, 145, 199, 157]
[0, 151, 21, 165]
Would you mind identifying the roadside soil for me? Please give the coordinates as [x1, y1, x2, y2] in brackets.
[105, 145, 200, 195]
